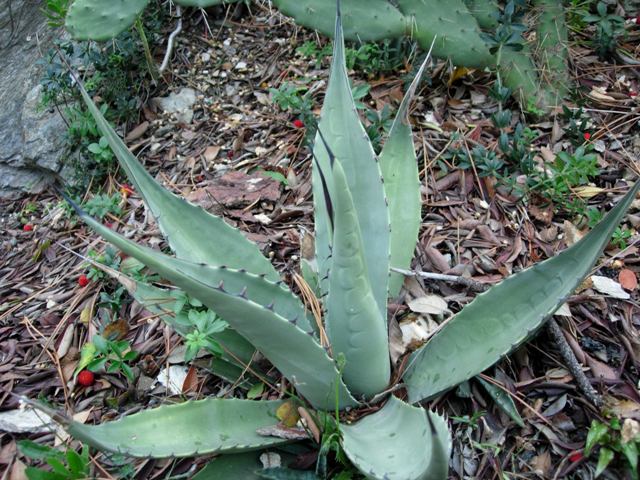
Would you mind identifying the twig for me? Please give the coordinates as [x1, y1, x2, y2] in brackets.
[546, 318, 602, 407]
[391, 267, 489, 292]
[159, 6, 183, 74]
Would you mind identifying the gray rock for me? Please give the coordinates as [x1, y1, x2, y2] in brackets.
[151, 88, 197, 124]
[0, 0, 68, 198]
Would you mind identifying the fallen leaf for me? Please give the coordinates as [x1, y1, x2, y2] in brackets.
[554, 303, 572, 317]
[260, 452, 281, 469]
[56, 323, 75, 359]
[298, 407, 320, 443]
[621, 419, 640, 443]
[276, 400, 300, 428]
[0, 408, 54, 433]
[182, 365, 199, 394]
[155, 366, 189, 395]
[531, 450, 552, 477]
[102, 318, 129, 340]
[591, 275, 631, 299]
[399, 313, 439, 350]
[604, 395, 640, 419]
[574, 185, 605, 199]
[9, 460, 27, 480]
[619, 269, 638, 291]
[203, 145, 221, 162]
[125, 121, 149, 142]
[563, 221, 584, 246]
[407, 295, 449, 315]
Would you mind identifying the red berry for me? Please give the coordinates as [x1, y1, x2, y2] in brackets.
[23, 224, 33, 232]
[583, 132, 591, 141]
[77, 370, 95, 387]
[292, 119, 305, 129]
[78, 274, 90, 287]
[630, 91, 638, 97]
[569, 452, 583, 463]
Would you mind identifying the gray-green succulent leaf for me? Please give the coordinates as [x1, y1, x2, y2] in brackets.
[311, 5, 390, 319]
[67, 399, 288, 457]
[404, 181, 640, 403]
[380, 41, 434, 298]
[66, 193, 357, 410]
[340, 397, 451, 480]
[323, 156, 391, 397]
[77, 83, 281, 282]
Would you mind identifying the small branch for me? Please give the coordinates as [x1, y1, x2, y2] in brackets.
[391, 267, 489, 292]
[159, 6, 183, 74]
[546, 318, 602, 407]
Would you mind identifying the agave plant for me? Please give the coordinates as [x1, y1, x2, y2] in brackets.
[42, 5, 638, 479]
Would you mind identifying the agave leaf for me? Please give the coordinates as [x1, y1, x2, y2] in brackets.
[67, 203, 357, 410]
[380, 47, 433, 298]
[405, 182, 639, 403]
[65, 207, 314, 336]
[325, 159, 390, 397]
[312, 6, 390, 318]
[340, 397, 450, 480]
[66, 399, 287, 457]
[193, 452, 264, 479]
[77, 82, 280, 281]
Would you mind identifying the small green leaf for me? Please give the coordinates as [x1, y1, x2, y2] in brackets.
[247, 383, 265, 400]
[92, 335, 108, 354]
[24, 467, 66, 480]
[87, 357, 108, 372]
[65, 448, 87, 475]
[595, 447, 614, 478]
[621, 442, 638, 479]
[586, 420, 609, 456]
[477, 377, 524, 428]
[262, 171, 288, 186]
[18, 440, 59, 461]
[121, 363, 134, 382]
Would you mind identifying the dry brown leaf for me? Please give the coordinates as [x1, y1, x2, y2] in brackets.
[407, 295, 449, 315]
[56, 323, 75, 359]
[574, 185, 605, 199]
[9, 460, 27, 480]
[604, 396, 640, 420]
[531, 450, 552, 477]
[125, 121, 149, 142]
[203, 145, 221, 162]
[102, 318, 129, 340]
[563, 221, 584, 246]
[182, 365, 199, 394]
[619, 269, 638, 291]
[298, 407, 320, 443]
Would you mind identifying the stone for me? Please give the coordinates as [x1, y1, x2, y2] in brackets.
[151, 88, 197, 124]
[0, 0, 68, 199]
